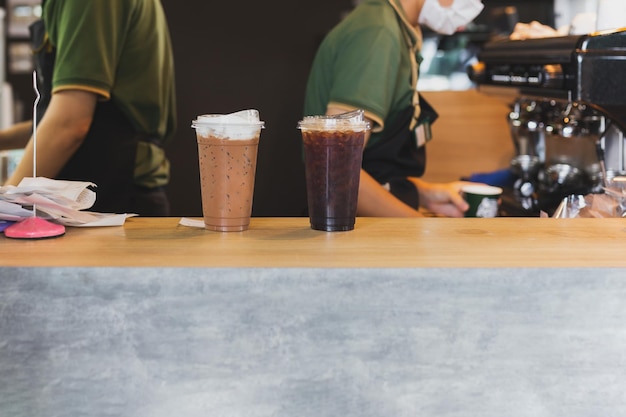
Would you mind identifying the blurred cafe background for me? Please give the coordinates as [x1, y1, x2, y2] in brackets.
[0, 0, 619, 217]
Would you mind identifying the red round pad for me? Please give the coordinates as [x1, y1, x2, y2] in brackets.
[4, 217, 66, 239]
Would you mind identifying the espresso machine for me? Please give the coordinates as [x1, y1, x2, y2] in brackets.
[468, 28, 626, 216]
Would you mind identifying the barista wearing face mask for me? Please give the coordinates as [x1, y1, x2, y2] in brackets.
[304, 0, 484, 217]
[419, 0, 484, 35]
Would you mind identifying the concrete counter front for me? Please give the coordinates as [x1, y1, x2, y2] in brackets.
[2, 217, 626, 416]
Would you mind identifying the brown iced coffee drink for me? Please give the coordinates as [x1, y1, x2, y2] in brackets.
[197, 135, 259, 231]
[192, 110, 264, 232]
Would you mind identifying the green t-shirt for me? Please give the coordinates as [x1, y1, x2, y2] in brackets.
[43, 0, 177, 187]
[303, 0, 419, 147]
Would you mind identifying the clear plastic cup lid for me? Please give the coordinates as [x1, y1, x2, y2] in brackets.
[297, 109, 370, 131]
[192, 109, 264, 127]
[192, 109, 265, 139]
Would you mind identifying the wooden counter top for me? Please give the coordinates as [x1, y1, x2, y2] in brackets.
[4, 216, 626, 417]
[2, 217, 625, 268]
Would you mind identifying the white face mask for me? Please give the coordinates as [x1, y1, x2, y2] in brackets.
[418, 0, 484, 35]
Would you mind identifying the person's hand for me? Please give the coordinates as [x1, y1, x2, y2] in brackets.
[408, 178, 472, 217]
[509, 21, 559, 40]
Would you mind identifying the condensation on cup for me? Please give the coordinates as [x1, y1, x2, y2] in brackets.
[191, 109, 265, 232]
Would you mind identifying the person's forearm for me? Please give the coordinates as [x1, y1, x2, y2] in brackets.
[4, 90, 96, 186]
[0, 120, 34, 151]
[5, 115, 89, 185]
[356, 169, 423, 217]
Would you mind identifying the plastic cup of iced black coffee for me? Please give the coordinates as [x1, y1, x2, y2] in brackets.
[297, 110, 370, 231]
[192, 109, 265, 232]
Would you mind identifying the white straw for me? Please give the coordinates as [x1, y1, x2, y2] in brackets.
[32, 70, 39, 178]
[31, 70, 39, 217]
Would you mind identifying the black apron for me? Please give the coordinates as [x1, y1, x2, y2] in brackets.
[362, 95, 438, 209]
[30, 18, 139, 214]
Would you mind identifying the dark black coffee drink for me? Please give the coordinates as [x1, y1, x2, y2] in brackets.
[302, 129, 365, 231]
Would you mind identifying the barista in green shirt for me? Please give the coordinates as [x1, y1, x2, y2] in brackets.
[304, 0, 483, 217]
[0, 0, 177, 216]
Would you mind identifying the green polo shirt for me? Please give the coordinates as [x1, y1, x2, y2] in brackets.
[43, 0, 177, 187]
[303, 0, 419, 147]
